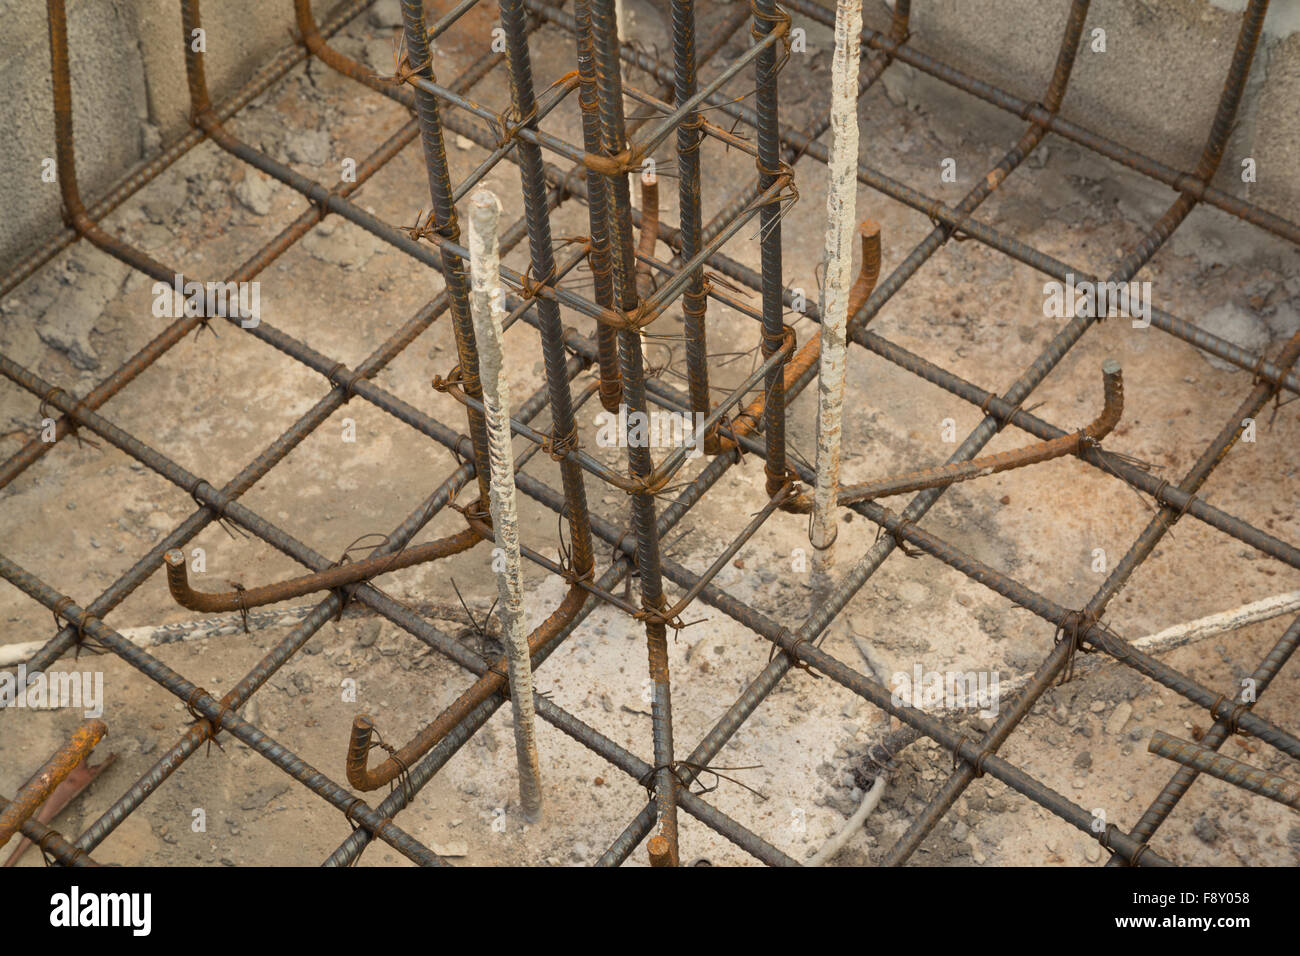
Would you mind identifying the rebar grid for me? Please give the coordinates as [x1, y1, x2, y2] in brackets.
[1, 0, 1297, 866]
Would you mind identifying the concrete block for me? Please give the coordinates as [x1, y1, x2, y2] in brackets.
[0, 0, 149, 273]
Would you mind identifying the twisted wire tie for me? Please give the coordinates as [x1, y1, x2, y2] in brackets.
[1211, 693, 1253, 736]
[39, 387, 99, 450]
[952, 735, 991, 777]
[430, 364, 467, 393]
[924, 199, 974, 244]
[748, 0, 794, 75]
[326, 362, 369, 401]
[1054, 608, 1100, 685]
[488, 99, 540, 150]
[541, 423, 580, 463]
[519, 262, 558, 302]
[184, 686, 230, 753]
[37, 830, 80, 867]
[875, 515, 923, 558]
[767, 628, 820, 678]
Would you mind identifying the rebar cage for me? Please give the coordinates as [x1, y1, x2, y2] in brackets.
[1, 0, 1298, 867]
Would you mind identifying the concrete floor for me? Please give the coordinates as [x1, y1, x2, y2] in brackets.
[1, 1, 1299, 866]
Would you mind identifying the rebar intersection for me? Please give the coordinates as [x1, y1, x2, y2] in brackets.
[2, 0, 1298, 867]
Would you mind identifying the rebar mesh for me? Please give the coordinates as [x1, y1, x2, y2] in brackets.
[1, 0, 1298, 867]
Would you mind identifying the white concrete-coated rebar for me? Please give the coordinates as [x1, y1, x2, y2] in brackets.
[807, 773, 886, 866]
[468, 188, 544, 822]
[810, 0, 864, 596]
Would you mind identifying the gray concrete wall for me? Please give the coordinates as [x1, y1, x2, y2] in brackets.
[861, 0, 1300, 219]
[0, 0, 348, 272]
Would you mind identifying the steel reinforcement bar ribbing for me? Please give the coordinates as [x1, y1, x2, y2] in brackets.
[17, 0, 733, 868]
[679, 236, 1300, 571]
[322, 410, 815, 865]
[276, 0, 1289, 868]
[19, 33, 552, 671]
[65, 0, 759, 868]
[1148, 731, 1300, 810]
[67, 297, 578, 852]
[388, 0, 492, 507]
[12, 0, 1300, 868]
[325, 439, 812, 866]
[671, 0, 712, 437]
[21, 194, 535, 674]
[0, 795, 100, 868]
[651, 0, 1106, 863]
[574, 0, 622, 412]
[591, 103, 1290, 859]
[497, 0, 597, 579]
[0, 719, 107, 849]
[624, 329, 1300, 862]
[587, 0, 681, 866]
[753, 0, 793, 501]
[71, 354, 573, 853]
[1, 0, 418, 491]
[0, 553, 448, 865]
[302, 0, 795, 868]
[352, 2, 1299, 581]
[4, 0, 543, 499]
[8, 252, 575, 848]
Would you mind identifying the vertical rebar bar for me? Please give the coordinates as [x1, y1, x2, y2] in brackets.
[753, 0, 790, 499]
[20, 0, 1300, 872]
[671, 0, 713, 446]
[499, 0, 597, 579]
[468, 189, 544, 822]
[810, 0, 863, 596]
[575, 0, 623, 413]
[398, 0, 494, 507]
[589, 0, 680, 865]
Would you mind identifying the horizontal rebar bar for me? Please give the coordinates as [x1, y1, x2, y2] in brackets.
[836, 359, 1123, 504]
[1148, 731, 1300, 810]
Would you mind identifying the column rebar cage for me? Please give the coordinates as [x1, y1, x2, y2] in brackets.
[1, 0, 1298, 867]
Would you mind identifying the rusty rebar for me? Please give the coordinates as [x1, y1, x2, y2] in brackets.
[0, 720, 106, 849]
[587, 0, 680, 865]
[715, 221, 881, 479]
[162, 530, 480, 615]
[838, 359, 1123, 504]
[671, 0, 713, 446]
[1112, 614, 1300, 864]
[346, 585, 587, 792]
[575, 0, 623, 413]
[635, 174, 660, 299]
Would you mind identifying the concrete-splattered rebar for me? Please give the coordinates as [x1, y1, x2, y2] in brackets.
[809, 0, 864, 595]
[468, 189, 545, 823]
